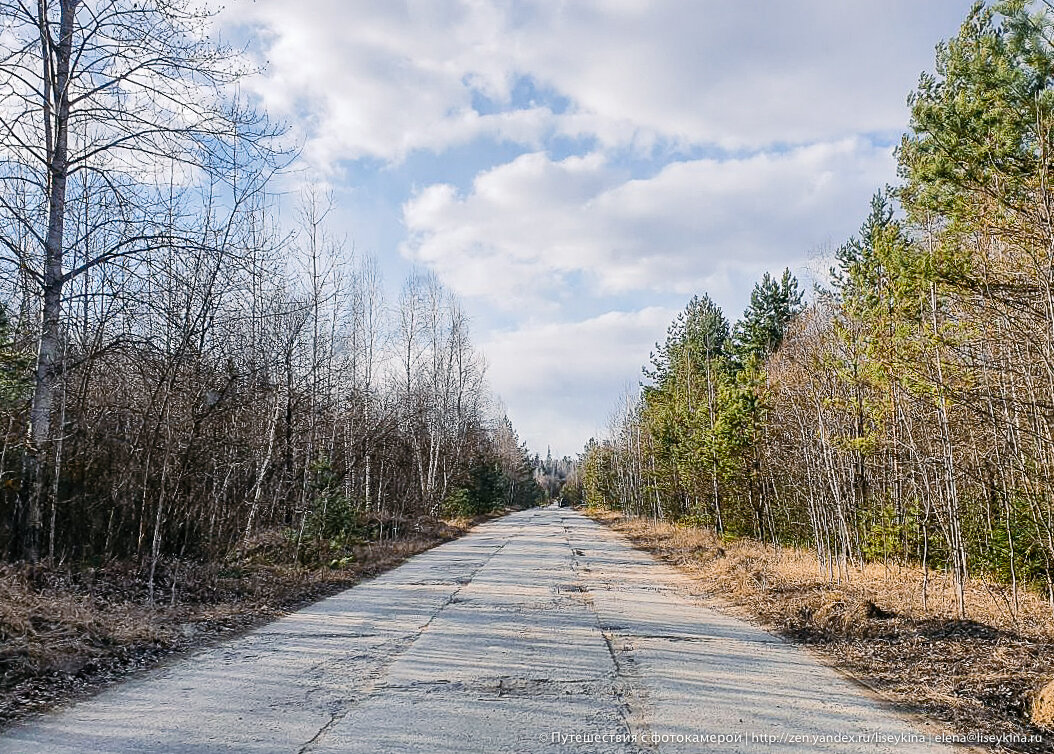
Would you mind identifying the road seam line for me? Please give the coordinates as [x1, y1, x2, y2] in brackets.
[297, 539, 511, 752]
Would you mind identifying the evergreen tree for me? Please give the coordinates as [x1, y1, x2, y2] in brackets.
[732, 269, 804, 363]
[645, 294, 729, 389]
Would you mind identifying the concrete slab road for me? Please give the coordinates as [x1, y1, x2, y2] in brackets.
[0, 507, 952, 753]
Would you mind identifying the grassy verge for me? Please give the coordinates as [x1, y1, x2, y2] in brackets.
[0, 514, 490, 728]
[587, 507, 1054, 754]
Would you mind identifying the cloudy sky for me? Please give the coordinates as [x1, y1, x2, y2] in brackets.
[222, 0, 972, 458]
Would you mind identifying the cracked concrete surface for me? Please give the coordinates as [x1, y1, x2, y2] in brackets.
[0, 507, 951, 753]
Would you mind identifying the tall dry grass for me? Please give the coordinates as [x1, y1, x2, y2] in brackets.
[589, 508, 1054, 753]
[595, 509, 1054, 640]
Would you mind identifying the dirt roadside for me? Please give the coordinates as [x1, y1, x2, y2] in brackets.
[586, 507, 1054, 754]
[0, 513, 499, 728]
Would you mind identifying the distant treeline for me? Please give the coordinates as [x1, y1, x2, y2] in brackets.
[567, 1, 1054, 616]
[0, 0, 541, 577]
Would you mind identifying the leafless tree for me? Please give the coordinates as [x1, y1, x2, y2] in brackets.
[0, 0, 283, 560]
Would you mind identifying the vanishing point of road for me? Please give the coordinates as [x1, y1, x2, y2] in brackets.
[0, 507, 951, 753]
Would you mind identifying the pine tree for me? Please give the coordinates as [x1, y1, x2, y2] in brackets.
[732, 269, 804, 364]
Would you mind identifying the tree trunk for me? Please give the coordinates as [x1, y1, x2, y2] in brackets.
[17, 0, 77, 562]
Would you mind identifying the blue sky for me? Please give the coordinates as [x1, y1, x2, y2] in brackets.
[221, 0, 973, 457]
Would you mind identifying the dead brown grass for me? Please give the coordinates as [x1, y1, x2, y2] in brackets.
[1034, 681, 1054, 729]
[0, 515, 478, 727]
[588, 507, 1054, 754]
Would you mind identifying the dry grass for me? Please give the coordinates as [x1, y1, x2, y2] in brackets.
[1035, 681, 1054, 729]
[589, 508, 1054, 754]
[0, 515, 477, 727]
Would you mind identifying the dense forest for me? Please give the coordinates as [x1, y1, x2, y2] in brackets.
[569, 0, 1054, 617]
[0, 0, 542, 582]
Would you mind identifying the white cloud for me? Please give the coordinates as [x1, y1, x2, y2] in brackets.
[511, 1, 967, 151]
[225, 0, 531, 166]
[481, 307, 677, 456]
[225, 1, 970, 164]
[214, 0, 974, 454]
[401, 138, 894, 310]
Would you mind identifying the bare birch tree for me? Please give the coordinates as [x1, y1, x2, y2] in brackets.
[0, 0, 281, 560]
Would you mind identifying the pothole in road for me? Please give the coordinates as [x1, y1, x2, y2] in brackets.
[389, 677, 611, 699]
